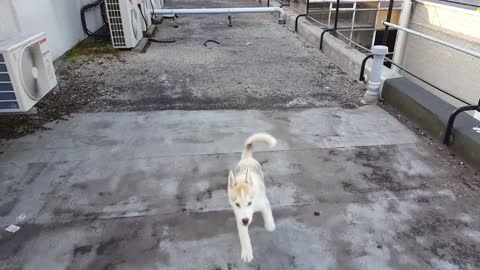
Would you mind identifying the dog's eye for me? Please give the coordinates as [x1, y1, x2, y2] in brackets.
[235, 203, 240, 208]
[248, 201, 252, 206]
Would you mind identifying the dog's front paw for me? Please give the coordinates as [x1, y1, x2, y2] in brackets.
[241, 247, 254, 262]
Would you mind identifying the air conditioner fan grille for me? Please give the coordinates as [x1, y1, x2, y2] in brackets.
[21, 45, 41, 100]
[105, 0, 126, 47]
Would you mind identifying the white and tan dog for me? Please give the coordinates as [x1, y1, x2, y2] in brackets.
[228, 133, 277, 262]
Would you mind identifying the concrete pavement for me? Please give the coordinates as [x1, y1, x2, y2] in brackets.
[1, 107, 480, 269]
[1, 0, 479, 269]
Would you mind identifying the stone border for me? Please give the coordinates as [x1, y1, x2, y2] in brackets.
[383, 77, 480, 168]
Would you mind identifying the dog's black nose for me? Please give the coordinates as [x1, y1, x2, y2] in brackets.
[242, 218, 249, 226]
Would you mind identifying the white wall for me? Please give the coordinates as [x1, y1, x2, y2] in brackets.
[399, 1, 480, 106]
[0, 0, 104, 60]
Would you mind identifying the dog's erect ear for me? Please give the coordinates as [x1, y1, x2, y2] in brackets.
[228, 170, 235, 188]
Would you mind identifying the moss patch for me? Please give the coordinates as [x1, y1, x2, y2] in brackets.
[66, 41, 118, 60]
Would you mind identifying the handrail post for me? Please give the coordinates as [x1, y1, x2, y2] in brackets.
[362, 45, 388, 104]
[320, 28, 336, 50]
[382, 0, 394, 45]
[294, 0, 310, 32]
[333, 0, 340, 37]
[280, 0, 290, 8]
[359, 54, 374, 81]
[443, 99, 480, 145]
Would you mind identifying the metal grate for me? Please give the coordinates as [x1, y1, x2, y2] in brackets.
[340, 102, 359, 109]
[105, 0, 126, 47]
[0, 53, 19, 109]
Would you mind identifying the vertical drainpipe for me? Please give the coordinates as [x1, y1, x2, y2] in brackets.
[361, 45, 388, 104]
[360, 0, 393, 104]
[392, 0, 413, 73]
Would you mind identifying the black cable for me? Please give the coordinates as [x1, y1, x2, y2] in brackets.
[140, 2, 176, 43]
[81, 0, 109, 38]
[100, 1, 108, 24]
[204, 40, 221, 47]
[149, 0, 155, 17]
[149, 38, 176, 43]
[138, 4, 149, 30]
[81, 3, 98, 36]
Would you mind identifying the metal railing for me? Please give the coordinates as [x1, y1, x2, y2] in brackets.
[295, 0, 403, 53]
[359, 21, 480, 145]
[319, 26, 383, 51]
[435, 0, 480, 9]
[384, 22, 480, 59]
[294, 0, 479, 145]
[264, 0, 290, 7]
[294, 0, 311, 32]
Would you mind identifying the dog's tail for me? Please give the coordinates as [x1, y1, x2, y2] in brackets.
[241, 133, 277, 159]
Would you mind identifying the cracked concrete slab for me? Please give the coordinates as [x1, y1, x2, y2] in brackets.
[0, 106, 416, 164]
[1, 107, 479, 270]
[1, 106, 418, 224]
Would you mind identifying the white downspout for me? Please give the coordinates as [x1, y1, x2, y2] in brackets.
[153, 7, 286, 24]
[392, 0, 413, 72]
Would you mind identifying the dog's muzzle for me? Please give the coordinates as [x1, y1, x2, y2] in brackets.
[242, 218, 249, 226]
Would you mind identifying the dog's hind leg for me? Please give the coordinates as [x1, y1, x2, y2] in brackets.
[237, 222, 254, 262]
[261, 199, 276, 232]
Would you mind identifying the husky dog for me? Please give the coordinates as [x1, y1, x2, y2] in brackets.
[227, 133, 277, 262]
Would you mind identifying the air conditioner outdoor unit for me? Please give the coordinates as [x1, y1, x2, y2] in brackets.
[0, 32, 57, 113]
[105, 0, 145, 48]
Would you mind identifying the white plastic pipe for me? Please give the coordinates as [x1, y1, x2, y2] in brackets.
[365, 45, 388, 99]
[153, 7, 286, 24]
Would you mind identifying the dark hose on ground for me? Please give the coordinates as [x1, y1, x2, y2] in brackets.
[204, 40, 221, 47]
[149, 38, 177, 43]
